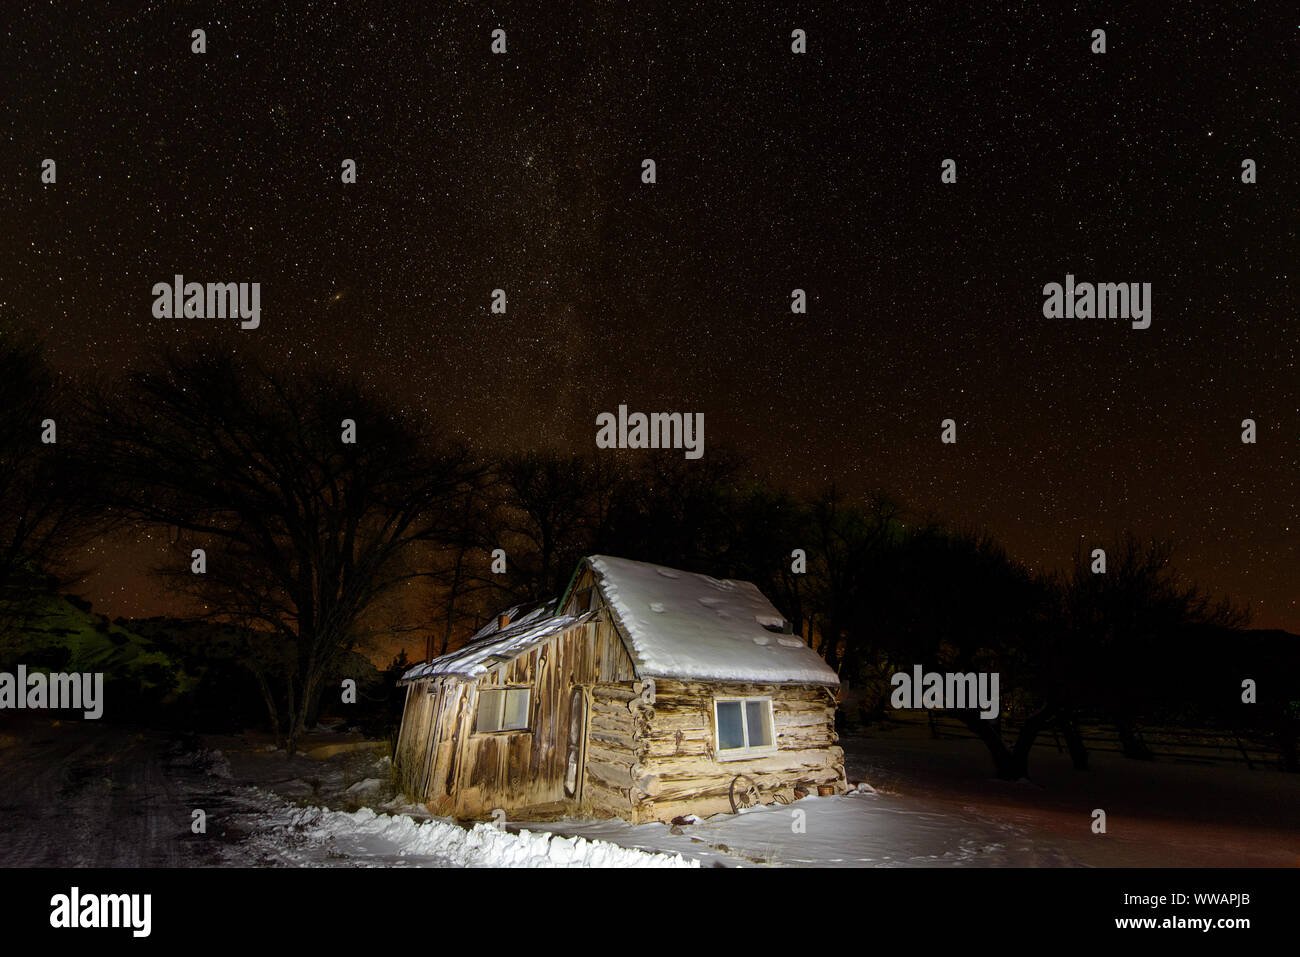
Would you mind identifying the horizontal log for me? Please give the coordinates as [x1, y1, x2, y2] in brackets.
[645, 728, 712, 744]
[640, 775, 777, 805]
[643, 765, 843, 805]
[652, 679, 830, 698]
[586, 759, 638, 791]
[590, 693, 634, 712]
[646, 755, 842, 785]
[588, 728, 639, 752]
[647, 712, 710, 733]
[633, 795, 733, 824]
[591, 685, 639, 703]
[645, 736, 712, 758]
[775, 710, 835, 729]
[582, 781, 633, 814]
[589, 705, 636, 726]
[645, 747, 844, 785]
[774, 726, 836, 748]
[772, 700, 836, 717]
[589, 711, 637, 736]
[584, 741, 640, 770]
[590, 693, 635, 711]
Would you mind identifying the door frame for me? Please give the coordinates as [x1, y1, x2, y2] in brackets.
[564, 685, 590, 802]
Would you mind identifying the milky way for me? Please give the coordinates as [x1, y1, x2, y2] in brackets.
[2, 3, 1296, 629]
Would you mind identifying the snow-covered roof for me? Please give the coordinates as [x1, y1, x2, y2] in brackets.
[585, 555, 839, 686]
[401, 556, 839, 687]
[401, 611, 590, 681]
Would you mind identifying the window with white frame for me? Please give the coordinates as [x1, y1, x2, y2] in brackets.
[713, 696, 775, 759]
[474, 687, 531, 733]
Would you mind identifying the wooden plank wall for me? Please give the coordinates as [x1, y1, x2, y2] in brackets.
[394, 675, 469, 810]
[395, 682, 430, 796]
[396, 615, 638, 818]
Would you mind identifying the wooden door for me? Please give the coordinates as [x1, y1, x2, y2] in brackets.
[564, 686, 588, 800]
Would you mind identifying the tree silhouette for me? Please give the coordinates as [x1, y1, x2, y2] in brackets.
[84, 352, 484, 750]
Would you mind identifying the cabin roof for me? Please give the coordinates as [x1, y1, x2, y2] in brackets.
[466, 596, 559, 643]
[402, 556, 839, 687]
[584, 555, 839, 686]
[401, 609, 592, 681]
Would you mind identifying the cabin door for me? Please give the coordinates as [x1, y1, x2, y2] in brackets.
[563, 686, 588, 800]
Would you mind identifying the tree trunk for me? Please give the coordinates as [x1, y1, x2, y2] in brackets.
[285, 669, 299, 755]
[1115, 715, 1155, 760]
[1058, 715, 1089, 770]
[1008, 705, 1054, 776]
[961, 704, 1055, 780]
[292, 669, 323, 750]
[250, 666, 283, 749]
[438, 552, 465, 658]
[1275, 724, 1299, 773]
[961, 714, 1021, 779]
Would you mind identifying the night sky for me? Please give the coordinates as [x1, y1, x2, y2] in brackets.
[2, 3, 1296, 632]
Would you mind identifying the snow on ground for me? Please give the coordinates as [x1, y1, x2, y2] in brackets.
[6, 715, 1291, 867]
[207, 726, 1070, 867]
[228, 801, 697, 868]
[198, 715, 1085, 867]
[839, 721, 1300, 867]
[222, 774, 1042, 868]
[205, 730, 698, 867]
[513, 789, 1075, 867]
[220, 718, 1297, 868]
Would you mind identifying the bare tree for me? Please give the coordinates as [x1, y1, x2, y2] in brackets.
[1063, 532, 1249, 761]
[84, 352, 485, 751]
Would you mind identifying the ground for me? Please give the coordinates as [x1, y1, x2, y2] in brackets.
[0, 714, 1296, 867]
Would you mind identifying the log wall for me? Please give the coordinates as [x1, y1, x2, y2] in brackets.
[581, 681, 649, 819]
[629, 678, 845, 823]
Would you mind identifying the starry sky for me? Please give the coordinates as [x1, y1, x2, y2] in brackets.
[2, 3, 1297, 631]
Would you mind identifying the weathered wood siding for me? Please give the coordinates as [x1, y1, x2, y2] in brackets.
[396, 681, 432, 796]
[397, 615, 637, 818]
[395, 674, 471, 806]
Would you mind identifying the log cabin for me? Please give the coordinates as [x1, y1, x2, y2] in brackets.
[395, 555, 845, 823]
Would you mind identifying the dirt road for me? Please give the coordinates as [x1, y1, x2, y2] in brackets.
[0, 717, 237, 867]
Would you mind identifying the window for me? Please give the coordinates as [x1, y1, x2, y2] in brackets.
[571, 587, 594, 614]
[475, 687, 531, 732]
[713, 697, 775, 760]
